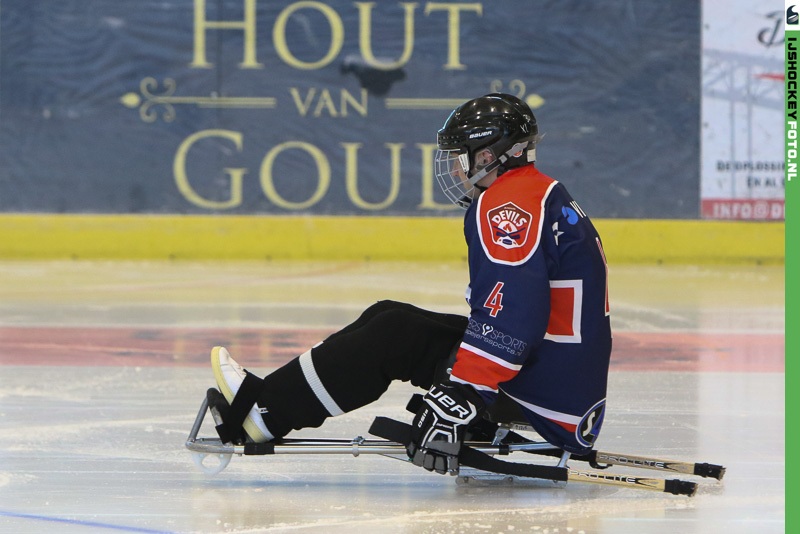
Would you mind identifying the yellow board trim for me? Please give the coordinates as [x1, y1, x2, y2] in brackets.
[0, 214, 785, 264]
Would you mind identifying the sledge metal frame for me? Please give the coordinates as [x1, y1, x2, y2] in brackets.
[186, 394, 725, 496]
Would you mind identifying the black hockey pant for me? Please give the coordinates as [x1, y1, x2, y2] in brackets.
[253, 300, 467, 439]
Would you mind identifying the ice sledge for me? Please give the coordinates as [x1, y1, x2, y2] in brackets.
[186, 388, 725, 497]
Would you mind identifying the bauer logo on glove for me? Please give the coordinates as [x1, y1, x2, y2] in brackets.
[425, 387, 478, 422]
[407, 382, 484, 475]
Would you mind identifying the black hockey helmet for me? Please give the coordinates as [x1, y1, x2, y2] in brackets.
[435, 93, 539, 207]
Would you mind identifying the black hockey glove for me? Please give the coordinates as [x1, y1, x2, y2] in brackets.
[407, 381, 483, 475]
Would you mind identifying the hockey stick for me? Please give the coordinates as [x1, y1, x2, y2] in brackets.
[495, 432, 725, 480]
[566, 468, 697, 496]
[368, 417, 698, 496]
[570, 450, 725, 480]
[407, 393, 725, 481]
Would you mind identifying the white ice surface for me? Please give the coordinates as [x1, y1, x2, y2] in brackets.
[0, 261, 784, 533]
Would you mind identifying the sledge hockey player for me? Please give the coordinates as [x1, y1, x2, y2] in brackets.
[209, 93, 612, 476]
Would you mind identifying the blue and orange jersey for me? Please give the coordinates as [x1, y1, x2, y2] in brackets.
[450, 165, 612, 454]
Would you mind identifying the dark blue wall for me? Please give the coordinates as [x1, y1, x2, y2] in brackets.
[0, 1, 700, 217]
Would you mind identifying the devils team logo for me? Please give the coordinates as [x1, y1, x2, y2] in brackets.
[487, 202, 532, 249]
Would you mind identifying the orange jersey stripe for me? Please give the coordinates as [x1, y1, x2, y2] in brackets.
[450, 347, 519, 390]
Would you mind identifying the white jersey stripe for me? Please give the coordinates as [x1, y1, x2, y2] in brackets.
[299, 350, 344, 416]
[460, 342, 522, 370]
[502, 390, 584, 426]
[450, 375, 497, 393]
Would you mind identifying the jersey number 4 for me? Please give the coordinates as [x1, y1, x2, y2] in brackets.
[483, 282, 505, 317]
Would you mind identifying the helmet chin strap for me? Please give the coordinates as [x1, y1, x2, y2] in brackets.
[467, 141, 531, 186]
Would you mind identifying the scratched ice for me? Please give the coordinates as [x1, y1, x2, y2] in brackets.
[0, 261, 784, 534]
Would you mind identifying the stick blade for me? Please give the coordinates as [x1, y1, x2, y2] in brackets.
[664, 478, 698, 496]
[694, 462, 726, 480]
